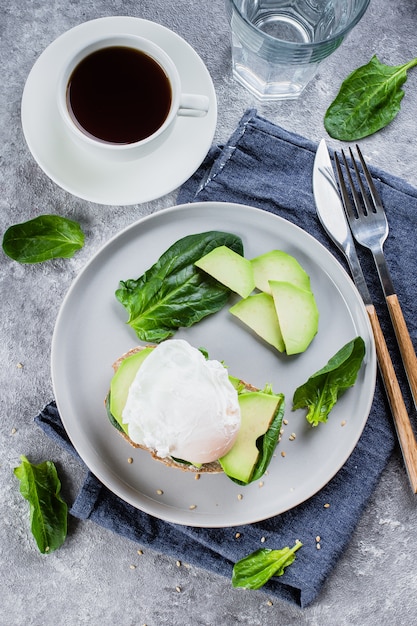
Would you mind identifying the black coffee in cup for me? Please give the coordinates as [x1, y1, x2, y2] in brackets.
[66, 46, 172, 144]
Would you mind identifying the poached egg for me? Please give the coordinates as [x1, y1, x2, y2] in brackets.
[122, 339, 241, 464]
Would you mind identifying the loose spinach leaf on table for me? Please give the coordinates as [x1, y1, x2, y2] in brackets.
[14, 455, 68, 554]
[232, 542, 302, 590]
[292, 337, 365, 427]
[116, 231, 244, 342]
[2, 215, 85, 263]
[324, 55, 417, 140]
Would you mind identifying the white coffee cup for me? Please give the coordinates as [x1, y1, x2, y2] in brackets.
[57, 34, 210, 161]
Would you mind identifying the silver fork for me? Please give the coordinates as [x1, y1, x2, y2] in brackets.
[334, 146, 417, 411]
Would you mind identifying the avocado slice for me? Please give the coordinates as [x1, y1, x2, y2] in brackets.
[195, 245, 255, 298]
[219, 391, 282, 483]
[109, 348, 153, 433]
[251, 250, 311, 294]
[269, 280, 319, 355]
[229, 292, 285, 352]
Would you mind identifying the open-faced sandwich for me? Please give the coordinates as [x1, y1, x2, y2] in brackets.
[105, 339, 284, 485]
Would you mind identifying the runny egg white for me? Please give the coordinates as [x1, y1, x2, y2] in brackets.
[122, 339, 241, 464]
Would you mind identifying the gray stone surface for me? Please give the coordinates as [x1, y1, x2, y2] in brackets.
[1, 1, 417, 624]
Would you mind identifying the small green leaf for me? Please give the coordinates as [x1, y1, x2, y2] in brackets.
[232, 542, 302, 590]
[292, 337, 365, 427]
[324, 55, 417, 140]
[227, 392, 285, 486]
[14, 455, 68, 554]
[2, 214, 85, 263]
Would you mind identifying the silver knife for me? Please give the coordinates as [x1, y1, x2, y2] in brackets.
[313, 139, 371, 305]
[313, 139, 417, 493]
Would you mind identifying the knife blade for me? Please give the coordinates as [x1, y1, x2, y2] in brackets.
[313, 138, 417, 493]
[313, 139, 371, 305]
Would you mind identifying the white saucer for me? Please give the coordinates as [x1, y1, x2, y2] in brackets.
[21, 17, 217, 205]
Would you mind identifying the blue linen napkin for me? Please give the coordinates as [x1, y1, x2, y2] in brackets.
[36, 109, 417, 607]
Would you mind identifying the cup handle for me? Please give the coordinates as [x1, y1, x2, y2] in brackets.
[178, 93, 209, 117]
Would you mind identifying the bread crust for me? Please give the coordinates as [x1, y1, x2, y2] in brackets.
[108, 345, 257, 474]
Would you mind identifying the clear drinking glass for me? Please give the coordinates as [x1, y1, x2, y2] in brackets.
[225, 0, 370, 100]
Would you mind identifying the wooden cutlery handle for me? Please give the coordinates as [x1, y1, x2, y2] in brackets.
[386, 293, 417, 409]
[366, 303, 417, 493]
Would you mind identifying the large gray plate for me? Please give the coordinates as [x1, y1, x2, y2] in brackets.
[51, 202, 376, 527]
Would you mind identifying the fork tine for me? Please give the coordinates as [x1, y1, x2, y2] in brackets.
[348, 147, 373, 216]
[333, 152, 357, 222]
[355, 145, 384, 212]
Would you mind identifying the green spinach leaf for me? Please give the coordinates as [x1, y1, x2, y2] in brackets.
[2, 215, 85, 263]
[324, 55, 417, 140]
[292, 337, 365, 427]
[14, 455, 68, 554]
[232, 541, 302, 590]
[251, 391, 285, 483]
[116, 231, 243, 342]
[229, 387, 285, 485]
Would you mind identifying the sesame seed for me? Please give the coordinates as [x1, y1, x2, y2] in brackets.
[176, 586, 181, 593]
[129, 564, 136, 570]
[260, 536, 266, 543]
[156, 489, 163, 495]
[189, 504, 197, 510]
[316, 543, 321, 550]
[11, 427, 17, 435]
[127, 457, 133, 464]
[283, 419, 288, 425]
[289, 433, 296, 441]
[267, 600, 273, 607]
[237, 493, 243, 500]
[341, 420, 346, 427]
[281, 451, 286, 457]
[258, 481, 264, 488]
[137, 549, 143, 555]
[16, 362, 23, 369]
[194, 473, 200, 480]
[235, 532, 241, 539]
[176, 560, 181, 567]
[324, 503, 330, 508]
[316, 535, 321, 542]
